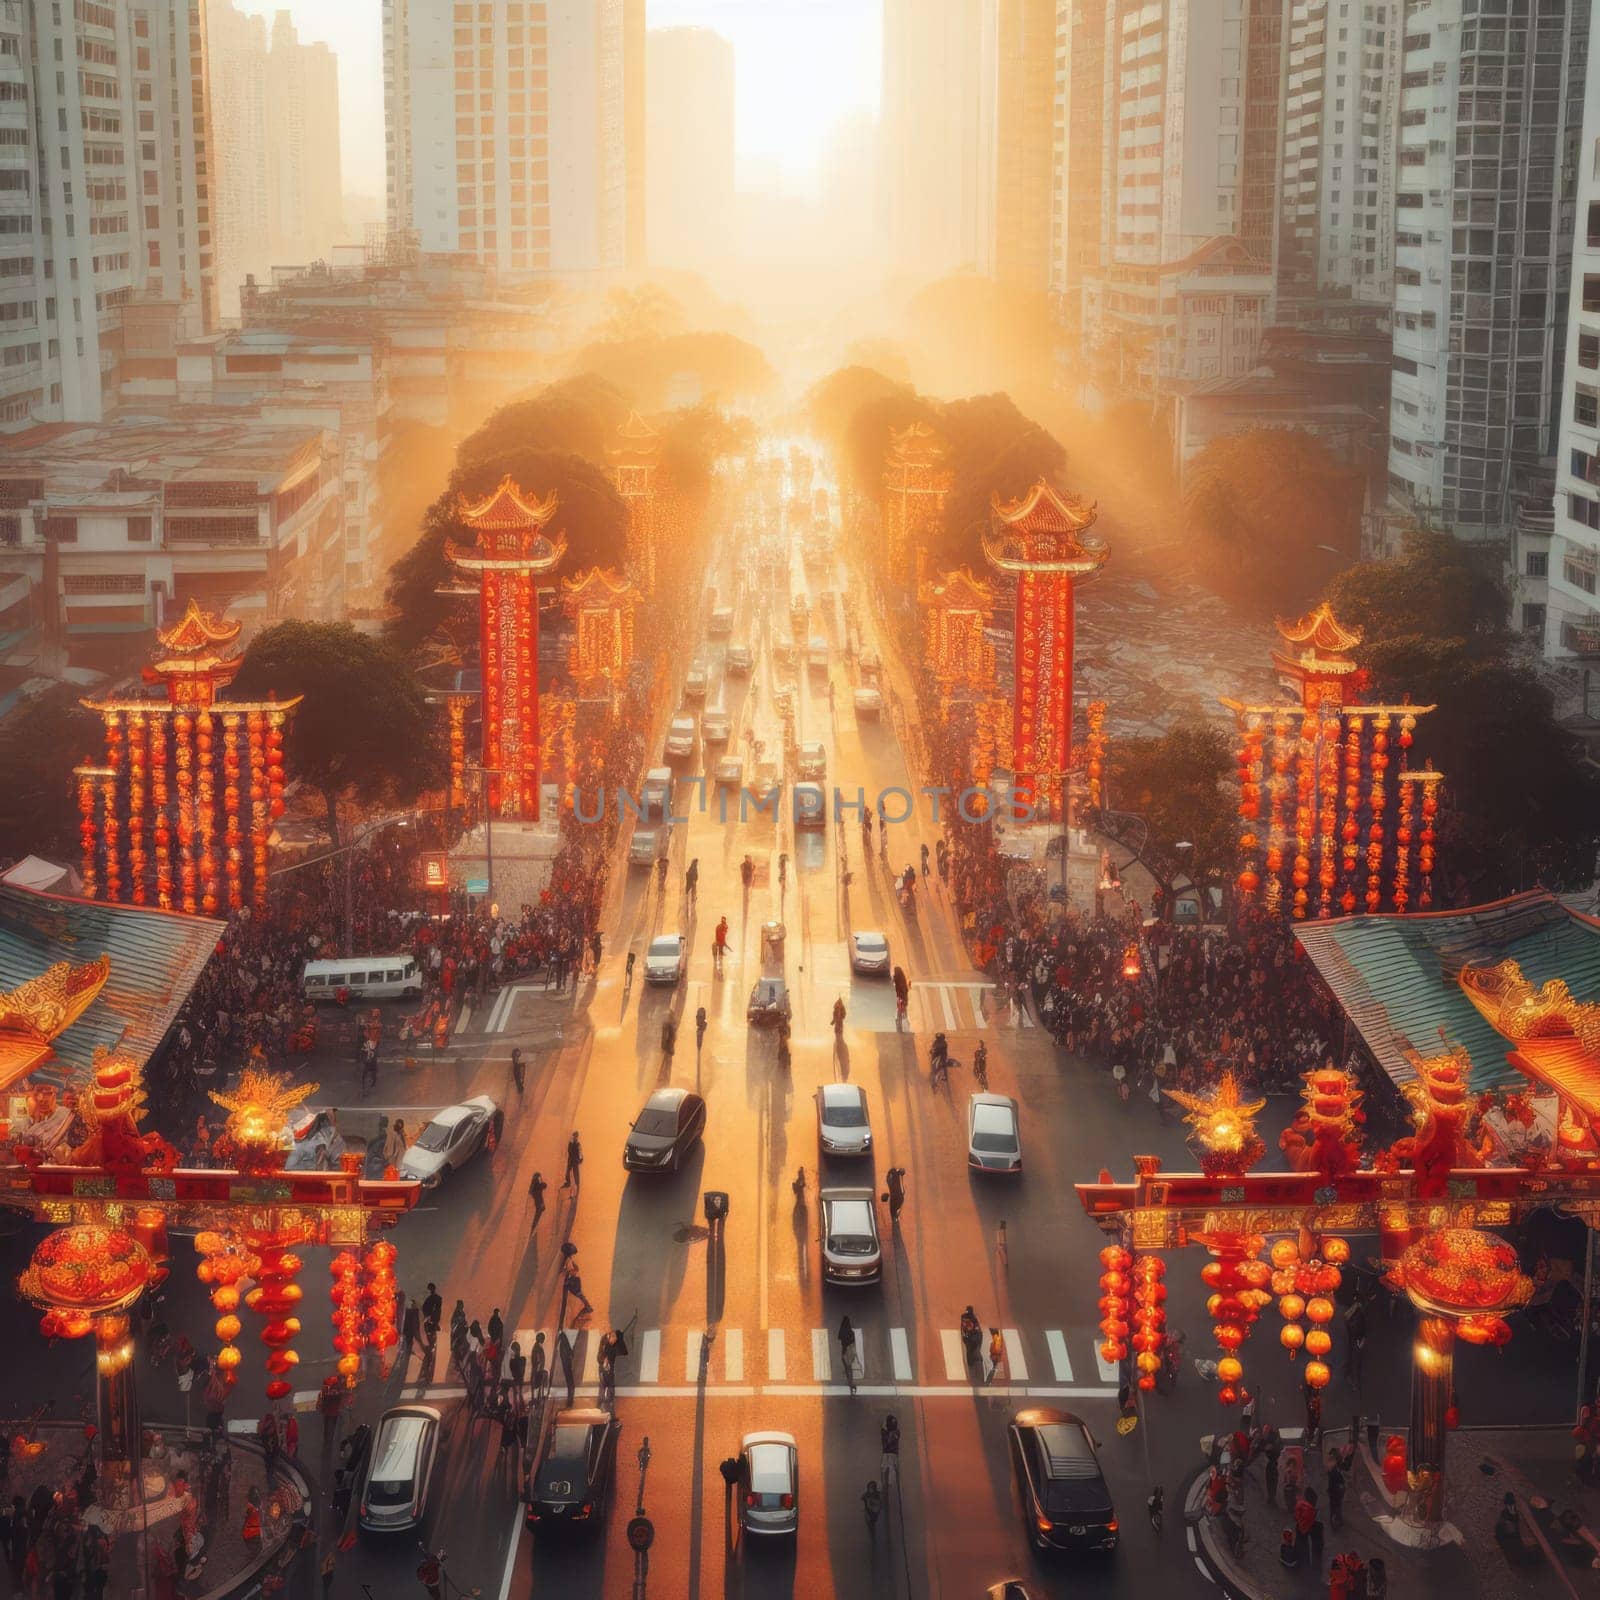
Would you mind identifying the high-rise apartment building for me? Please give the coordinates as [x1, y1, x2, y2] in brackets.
[1385, 0, 1589, 547]
[1278, 0, 1400, 312]
[1547, 31, 1600, 657]
[0, 0, 217, 431]
[1050, 0, 1107, 358]
[993, 0, 1057, 290]
[645, 27, 733, 277]
[383, 0, 642, 278]
[207, 2, 270, 321]
[1074, 0, 1286, 397]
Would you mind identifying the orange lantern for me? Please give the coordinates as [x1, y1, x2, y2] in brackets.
[1305, 1328, 1331, 1358]
[1280, 1323, 1305, 1356]
[1216, 1355, 1243, 1384]
[1322, 1237, 1350, 1265]
[1304, 1360, 1331, 1389]
[1305, 1296, 1334, 1326]
[1278, 1294, 1306, 1322]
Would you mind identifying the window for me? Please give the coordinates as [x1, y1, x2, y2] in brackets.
[1565, 552, 1599, 592]
[1582, 332, 1600, 370]
[1522, 602, 1545, 633]
[1570, 495, 1600, 535]
[1586, 275, 1600, 314]
[1526, 550, 1548, 577]
[41, 515, 77, 542]
[126, 516, 151, 542]
[1578, 387, 1599, 429]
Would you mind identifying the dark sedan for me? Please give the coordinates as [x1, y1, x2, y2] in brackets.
[525, 1408, 621, 1533]
[623, 1087, 706, 1173]
[1007, 1408, 1118, 1554]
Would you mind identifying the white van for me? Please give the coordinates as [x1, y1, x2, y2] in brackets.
[302, 956, 421, 1002]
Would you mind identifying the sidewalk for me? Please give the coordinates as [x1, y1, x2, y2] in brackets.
[1189, 1424, 1600, 1600]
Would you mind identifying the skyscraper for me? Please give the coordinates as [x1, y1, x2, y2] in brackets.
[0, 0, 217, 429]
[993, 0, 1057, 291]
[265, 14, 344, 272]
[384, 0, 640, 278]
[645, 27, 734, 277]
[1385, 0, 1590, 546]
[208, 2, 272, 321]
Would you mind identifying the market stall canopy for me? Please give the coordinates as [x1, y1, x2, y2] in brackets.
[1293, 890, 1600, 1092]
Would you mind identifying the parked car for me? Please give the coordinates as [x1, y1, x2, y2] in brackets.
[738, 1431, 799, 1537]
[815, 1083, 872, 1158]
[749, 761, 781, 808]
[640, 766, 673, 822]
[747, 976, 792, 1024]
[725, 644, 754, 676]
[685, 661, 709, 699]
[1007, 1408, 1118, 1553]
[396, 1097, 503, 1190]
[797, 741, 826, 781]
[643, 934, 687, 985]
[714, 754, 745, 789]
[702, 710, 731, 745]
[819, 1186, 882, 1284]
[848, 930, 890, 975]
[526, 1407, 622, 1533]
[628, 823, 671, 868]
[853, 687, 884, 719]
[358, 1405, 442, 1533]
[793, 782, 826, 830]
[709, 606, 734, 637]
[968, 1093, 1022, 1174]
[624, 1087, 706, 1173]
[665, 716, 696, 762]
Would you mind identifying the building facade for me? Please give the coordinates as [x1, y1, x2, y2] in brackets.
[1385, 0, 1590, 549]
[383, 0, 640, 279]
[644, 27, 733, 277]
[993, 0, 1058, 290]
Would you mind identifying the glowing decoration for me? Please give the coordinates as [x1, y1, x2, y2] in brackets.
[1280, 1323, 1305, 1355]
[1131, 1255, 1166, 1391]
[0, 954, 111, 1094]
[1236, 715, 1265, 896]
[331, 1249, 366, 1383]
[209, 1067, 319, 1175]
[1279, 1065, 1364, 1179]
[1084, 699, 1109, 810]
[175, 713, 196, 913]
[1164, 1071, 1267, 1176]
[149, 715, 171, 909]
[222, 714, 243, 912]
[562, 566, 638, 707]
[445, 694, 470, 810]
[606, 409, 664, 594]
[1097, 1244, 1132, 1366]
[248, 712, 269, 909]
[877, 421, 951, 594]
[364, 1239, 399, 1377]
[126, 715, 147, 904]
[61, 1044, 177, 1175]
[1304, 1360, 1331, 1389]
[1416, 763, 1442, 907]
[1265, 713, 1290, 913]
[1193, 1229, 1267, 1402]
[197, 710, 217, 914]
[76, 766, 99, 899]
[449, 476, 567, 821]
[983, 479, 1109, 821]
[99, 765, 120, 905]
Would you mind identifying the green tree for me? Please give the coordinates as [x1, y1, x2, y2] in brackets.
[804, 366, 915, 460]
[1107, 722, 1240, 891]
[229, 622, 444, 848]
[843, 389, 943, 499]
[1182, 428, 1363, 615]
[1326, 525, 1507, 655]
[0, 684, 103, 863]
[657, 404, 756, 497]
[459, 374, 632, 472]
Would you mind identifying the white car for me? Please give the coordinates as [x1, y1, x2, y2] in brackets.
[685, 661, 709, 700]
[714, 754, 745, 789]
[792, 782, 826, 830]
[665, 716, 696, 761]
[396, 1096, 504, 1189]
[628, 823, 671, 868]
[725, 645, 753, 676]
[807, 635, 828, 670]
[848, 930, 890, 975]
[709, 607, 734, 637]
[797, 742, 826, 782]
[359, 1404, 442, 1533]
[702, 710, 731, 745]
[853, 687, 884, 719]
[968, 1093, 1022, 1174]
[738, 1431, 798, 1537]
[815, 1083, 872, 1158]
[643, 934, 687, 986]
[819, 1186, 882, 1284]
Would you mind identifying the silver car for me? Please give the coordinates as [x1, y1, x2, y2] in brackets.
[738, 1431, 799, 1537]
[747, 976, 792, 1024]
[358, 1404, 441, 1533]
[819, 1186, 882, 1284]
[396, 1096, 503, 1189]
[968, 1093, 1022, 1174]
[848, 930, 890, 975]
[816, 1083, 871, 1158]
[644, 934, 686, 985]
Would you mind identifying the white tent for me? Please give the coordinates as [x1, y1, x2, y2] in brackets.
[2, 855, 83, 896]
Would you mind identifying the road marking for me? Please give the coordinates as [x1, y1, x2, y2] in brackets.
[1046, 1330, 1073, 1381]
[638, 1329, 660, 1384]
[939, 986, 957, 1029]
[495, 1503, 524, 1600]
[1017, 1008, 1035, 1030]
[890, 1327, 912, 1382]
[686, 1328, 704, 1381]
[562, 1328, 594, 1383]
[940, 1330, 965, 1381]
[1094, 1342, 1119, 1383]
[483, 988, 512, 1034]
[453, 1003, 473, 1036]
[1002, 1329, 1028, 1381]
[724, 1328, 744, 1382]
[811, 1328, 830, 1381]
[768, 1328, 786, 1380]
[969, 1000, 987, 1031]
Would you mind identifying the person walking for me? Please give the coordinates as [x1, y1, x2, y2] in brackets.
[562, 1265, 594, 1324]
[861, 1480, 882, 1535]
[713, 918, 729, 973]
[885, 1166, 906, 1223]
[1302, 1376, 1324, 1447]
[511, 1047, 526, 1095]
[558, 1330, 577, 1407]
[685, 859, 699, 905]
[528, 1332, 548, 1402]
[401, 1296, 421, 1359]
[421, 1282, 443, 1349]
[661, 1014, 677, 1059]
[719, 1456, 741, 1516]
[317, 1374, 342, 1449]
[1262, 1427, 1282, 1507]
[528, 1170, 547, 1231]
[879, 1414, 900, 1488]
[561, 1130, 583, 1192]
[1326, 1453, 1346, 1532]
[987, 1327, 1006, 1384]
[838, 1316, 859, 1395]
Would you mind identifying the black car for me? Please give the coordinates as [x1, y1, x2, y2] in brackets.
[1007, 1408, 1118, 1554]
[623, 1087, 706, 1173]
[525, 1407, 621, 1532]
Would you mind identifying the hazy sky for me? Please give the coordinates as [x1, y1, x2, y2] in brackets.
[235, 0, 882, 202]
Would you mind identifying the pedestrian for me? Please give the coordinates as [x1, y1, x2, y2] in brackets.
[488, 1307, 504, 1347]
[880, 1414, 900, 1487]
[885, 1166, 906, 1223]
[241, 1485, 262, 1549]
[528, 1170, 547, 1230]
[559, 1330, 577, 1407]
[838, 1315, 859, 1394]
[661, 1015, 676, 1058]
[862, 1479, 882, 1534]
[1239, 1387, 1257, 1433]
[719, 1455, 740, 1510]
[258, 1410, 280, 1482]
[1293, 1489, 1315, 1567]
[511, 1047, 526, 1095]
[562, 1265, 594, 1323]
[1327, 1452, 1346, 1532]
[283, 1412, 299, 1460]
[1302, 1378, 1323, 1447]
[1281, 1446, 1303, 1512]
[529, 1332, 548, 1401]
[685, 859, 699, 904]
[203, 1368, 229, 1441]
[402, 1296, 421, 1357]
[1263, 1428, 1282, 1507]
[561, 1130, 583, 1191]
[987, 1327, 1005, 1384]
[996, 1218, 1008, 1268]
[508, 1340, 527, 1400]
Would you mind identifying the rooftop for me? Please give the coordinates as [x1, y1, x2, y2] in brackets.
[1294, 891, 1600, 1091]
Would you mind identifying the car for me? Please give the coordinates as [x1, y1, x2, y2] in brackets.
[665, 716, 697, 761]
[738, 1431, 799, 1537]
[526, 1407, 622, 1533]
[725, 644, 754, 675]
[815, 1083, 871, 1158]
[968, 1093, 1022, 1174]
[703, 710, 731, 745]
[747, 975, 792, 1024]
[624, 1086, 707, 1172]
[640, 766, 674, 822]
[714, 754, 745, 789]
[819, 1186, 882, 1283]
[807, 635, 828, 670]
[773, 636, 796, 666]
[853, 686, 884, 719]
[848, 930, 890, 975]
[396, 1096, 504, 1189]
[643, 934, 686, 985]
[797, 741, 826, 781]
[685, 661, 709, 699]
[628, 823, 671, 868]
[1007, 1408, 1118, 1553]
[709, 606, 734, 637]
[358, 1404, 442, 1534]
[748, 761, 780, 807]
[792, 781, 826, 830]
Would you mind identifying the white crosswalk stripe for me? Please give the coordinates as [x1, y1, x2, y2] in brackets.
[890, 1328, 913, 1382]
[638, 1329, 660, 1384]
[811, 1328, 830, 1381]
[686, 1328, 704, 1381]
[724, 1327, 744, 1382]
[1002, 1329, 1028, 1381]
[1046, 1329, 1073, 1381]
[940, 1329, 965, 1382]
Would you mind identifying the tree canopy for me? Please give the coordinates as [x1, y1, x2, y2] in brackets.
[1107, 721, 1239, 890]
[0, 684, 103, 865]
[1327, 525, 1507, 656]
[936, 393, 1069, 569]
[566, 331, 776, 412]
[804, 366, 915, 460]
[1182, 428, 1363, 616]
[657, 404, 756, 498]
[459, 374, 632, 472]
[229, 621, 444, 846]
